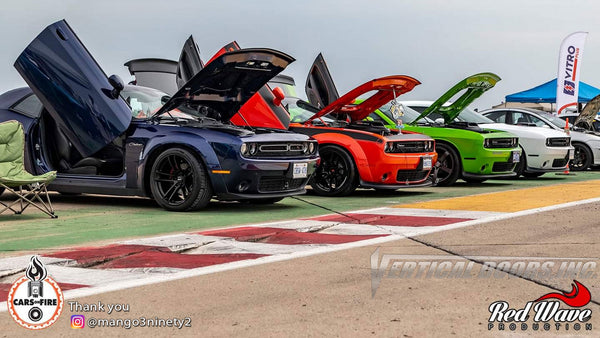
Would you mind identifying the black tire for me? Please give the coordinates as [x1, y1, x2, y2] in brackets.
[310, 145, 358, 196]
[149, 148, 212, 211]
[246, 197, 285, 204]
[434, 143, 460, 186]
[514, 147, 526, 177]
[463, 178, 487, 184]
[523, 172, 544, 178]
[570, 143, 592, 171]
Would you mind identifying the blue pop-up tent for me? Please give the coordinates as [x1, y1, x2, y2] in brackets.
[505, 79, 600, 103]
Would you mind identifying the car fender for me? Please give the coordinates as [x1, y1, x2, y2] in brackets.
[310, 132, 374, 181]
[136, 131, 227, 195]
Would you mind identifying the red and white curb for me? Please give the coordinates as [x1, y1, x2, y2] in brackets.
[2, 199, 598, 310]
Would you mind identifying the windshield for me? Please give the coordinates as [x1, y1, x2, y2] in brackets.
[456, 108, 496, 124]
[379, 102, 434, 124]
[121, 86, 208, 120]
[270, 82, 300, 100]
[541, 113, 569, 128]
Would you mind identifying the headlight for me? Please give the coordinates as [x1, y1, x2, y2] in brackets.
[308, 142, 315, 154]
[384, 142, 392, 153]
[240, 143, 248, 155]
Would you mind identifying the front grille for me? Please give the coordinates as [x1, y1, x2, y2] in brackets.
[552, 158, 568, 167]
[546, 137, 570, 147]
[485, 138, 518, 148]
[258, 176, 305, 192]
[492, 162, 516, 172]
[396, 170, 429, 182]
[386, 141, 433, 153]
[243, 142, 317, 158]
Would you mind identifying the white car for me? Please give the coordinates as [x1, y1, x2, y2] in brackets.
[482, 108, 600, 171]
[404, 101, 574, 177]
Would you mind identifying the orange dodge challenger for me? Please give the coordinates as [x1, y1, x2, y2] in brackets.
[267, 56, 436, 196]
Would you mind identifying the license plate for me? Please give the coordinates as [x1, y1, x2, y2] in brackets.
[423, 157, 432, 170]
[512, 151, 520, 163]
[293, 162, 308, 178]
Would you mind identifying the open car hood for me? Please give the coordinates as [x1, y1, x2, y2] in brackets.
[203, 41, 292, 129]
[306, 76, 420, 122]
[154, 48, 294, 122]
[14, 20, 131, 157]
[574, 93, 600, 130]
[301, 52, 419, 122]
[411, 73, 500, 125]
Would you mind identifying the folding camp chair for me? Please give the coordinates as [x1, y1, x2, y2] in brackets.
[0, 120, 57, 218]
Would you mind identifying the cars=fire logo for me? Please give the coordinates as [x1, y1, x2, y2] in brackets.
[7, 256, 64, 330]
[487, 280, 592, 332]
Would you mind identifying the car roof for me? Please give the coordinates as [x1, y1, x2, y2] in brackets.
[0, 87, 33, 109]
[483, 107, 549, 115]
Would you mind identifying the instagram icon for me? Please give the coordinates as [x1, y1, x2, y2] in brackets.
[71, 315, 85, 329]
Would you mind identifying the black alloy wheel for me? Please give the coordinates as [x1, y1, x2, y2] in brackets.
[310, 145, 358, 196]
[570, 143, 592, 171]
[434, 143, 460, 186]
[150, 148, 212, 211]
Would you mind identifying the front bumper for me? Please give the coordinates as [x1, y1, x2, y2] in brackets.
[363, 153, 436, 187]
[462, 149, 521, 176]
[360, 178, 433, 189]
[525, 147, 573, 172]
[215, 157, 319, 200]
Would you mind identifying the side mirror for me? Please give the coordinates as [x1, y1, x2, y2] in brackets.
[272, 87, 285, 106]
[108, 74, 125, 99]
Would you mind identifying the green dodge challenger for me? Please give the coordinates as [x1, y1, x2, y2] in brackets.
[368, 73, 521, 186]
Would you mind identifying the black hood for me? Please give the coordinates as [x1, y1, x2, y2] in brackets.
[154, 48, 294, 122]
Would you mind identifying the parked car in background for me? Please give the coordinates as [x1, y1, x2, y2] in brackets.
[369, 73, 522, 185]
[405, 101, 574, 177]
[482, 108, 595, 171]
[0, 20, 319, 210]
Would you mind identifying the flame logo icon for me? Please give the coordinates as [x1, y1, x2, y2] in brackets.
[25, 256, 47, 282]
[535, 280, 591, 307]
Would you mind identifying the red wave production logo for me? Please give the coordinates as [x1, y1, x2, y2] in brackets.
[7, 256, 64, 330]
[487, 280, 592, 332]
[535, 280, 591, 307]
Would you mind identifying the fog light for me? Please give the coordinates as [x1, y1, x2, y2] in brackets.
[382, 173, 388, 181]
[238, 181, 249, 192]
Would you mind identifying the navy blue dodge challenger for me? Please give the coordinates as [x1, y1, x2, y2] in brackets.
[0, 20, 318, 211]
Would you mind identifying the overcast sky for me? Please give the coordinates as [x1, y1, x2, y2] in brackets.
[2, 0, 600, 110]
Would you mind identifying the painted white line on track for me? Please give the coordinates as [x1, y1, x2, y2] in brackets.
[184, 240, 329, 255]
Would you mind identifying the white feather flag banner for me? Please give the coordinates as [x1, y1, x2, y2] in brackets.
[556, 31, 588, 115]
